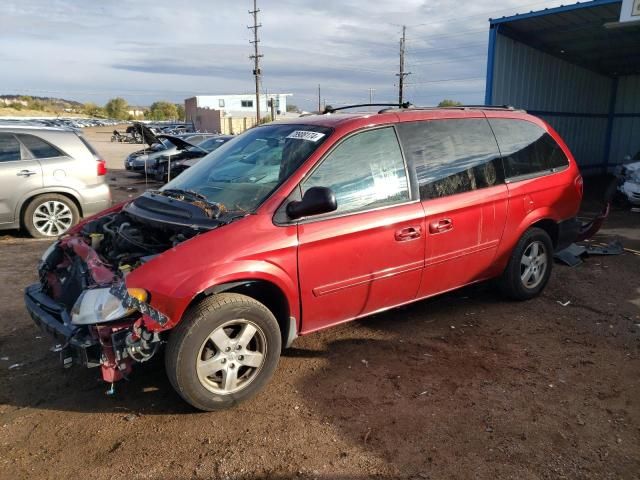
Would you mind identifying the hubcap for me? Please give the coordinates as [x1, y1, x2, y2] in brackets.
[196, 319, 267, 395]
[32, 200, 73, 236]
[520, 240, 548, 289]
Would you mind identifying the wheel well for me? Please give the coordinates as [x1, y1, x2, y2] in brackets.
[530, 218, 558, 248]
[195, 280, 292, 347]
[19, 192, 83, 227]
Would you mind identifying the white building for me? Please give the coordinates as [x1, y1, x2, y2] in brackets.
[186, 93, 291, 118]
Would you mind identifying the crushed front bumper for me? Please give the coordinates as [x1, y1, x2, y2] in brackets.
[24, 283, 101, 368]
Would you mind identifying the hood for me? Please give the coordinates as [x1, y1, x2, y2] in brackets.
[157, 134, 205, 152]
[132, 122, 160, 146]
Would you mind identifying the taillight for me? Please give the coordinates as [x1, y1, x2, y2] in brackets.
[574, 174, 583, 197]
[97, 159, 107, 176]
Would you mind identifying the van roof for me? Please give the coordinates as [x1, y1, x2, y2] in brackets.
[271, 105, 534, 129]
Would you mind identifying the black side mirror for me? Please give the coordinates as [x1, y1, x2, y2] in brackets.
[286, 186, 337, 220]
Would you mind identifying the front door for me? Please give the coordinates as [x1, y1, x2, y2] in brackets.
[0, 133, 43, 225]
[295, 126, 425, 333]
[395, 117, 508, 297]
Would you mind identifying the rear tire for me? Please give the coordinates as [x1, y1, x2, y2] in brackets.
[165, 293, 281, 411]
[23, 194, 79, 238]
[499, 227, 553, 301]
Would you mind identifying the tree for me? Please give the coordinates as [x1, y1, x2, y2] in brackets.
[104, 97, 129, 120]
[147, 101, 178, 121]
[286, 104, 299, 113]
[438, 99, 463, 107]
[176, 103, 185, 121]
[83, 102, 105, 117]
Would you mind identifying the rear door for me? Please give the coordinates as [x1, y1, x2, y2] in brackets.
[0, 133, 43, 225]
[487, 118, 574, 250]
[296, 126, 426, 333]
[396, 118, 508, 297]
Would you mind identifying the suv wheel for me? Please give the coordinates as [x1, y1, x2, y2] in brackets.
[499, 227, 553, 300]
[23, 194, 79, 238]
[165, 293, 281, 411]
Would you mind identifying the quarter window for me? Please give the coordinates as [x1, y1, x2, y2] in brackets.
[488, 119, 569, 178]
[396, 119, 504, 200]
[302, 127, 410, 216]
[17, 134, 63, 159]
[0, 133, 21, 162]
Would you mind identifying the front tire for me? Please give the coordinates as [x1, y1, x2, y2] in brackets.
[23, 194, 79, 238]
[165, 293, 281, 411]
[499, 227, 553, 301]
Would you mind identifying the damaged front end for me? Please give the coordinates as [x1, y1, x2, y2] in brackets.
[24, 190, 227, 385]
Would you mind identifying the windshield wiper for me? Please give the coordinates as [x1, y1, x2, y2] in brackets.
[159, 188, 208, 201]
[151, 189, 225, 219]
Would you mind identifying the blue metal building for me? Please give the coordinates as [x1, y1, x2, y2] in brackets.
[485, 0, 640, 173]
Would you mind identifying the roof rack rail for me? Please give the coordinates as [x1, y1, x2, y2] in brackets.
[323, 103, 412, 114]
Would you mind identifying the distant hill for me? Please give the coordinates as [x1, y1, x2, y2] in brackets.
[0, 95, 83, 108]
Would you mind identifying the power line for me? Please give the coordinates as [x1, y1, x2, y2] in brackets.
[248, 0, 263, 123]
[405, 76, 484, 85]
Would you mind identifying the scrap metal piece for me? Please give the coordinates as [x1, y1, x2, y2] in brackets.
[554, 243, 586, 267]
[584, 240, 624, 256]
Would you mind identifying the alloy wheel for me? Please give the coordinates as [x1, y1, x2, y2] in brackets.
[196, 319, 267, 395]
[520, 240, 548, 289]
[32, 200, 73, 236]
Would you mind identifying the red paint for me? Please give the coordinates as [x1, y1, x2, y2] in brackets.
[117, 109, 581, 337]
[63, 237, 115, 285]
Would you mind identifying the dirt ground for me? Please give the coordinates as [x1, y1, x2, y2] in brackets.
[0, 127, 639, 480]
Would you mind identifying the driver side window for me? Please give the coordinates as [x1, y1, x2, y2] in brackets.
[302, 127, 409, 217]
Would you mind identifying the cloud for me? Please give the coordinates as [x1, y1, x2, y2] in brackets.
[0, 0, 568, 109]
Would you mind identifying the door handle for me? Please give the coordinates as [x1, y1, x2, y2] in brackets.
[16, 170, 37, 177]
[429, 218, 453, 234]
[395, 226, 422, 241]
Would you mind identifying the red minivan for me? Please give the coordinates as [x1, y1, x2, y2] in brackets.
[25, 106, 583, 410]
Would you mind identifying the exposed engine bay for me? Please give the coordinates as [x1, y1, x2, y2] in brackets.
[28, 190, 233, 388]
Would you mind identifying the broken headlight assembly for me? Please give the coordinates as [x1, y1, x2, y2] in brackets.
[71, 287, 145, 325]
[71, 285, 167, 325]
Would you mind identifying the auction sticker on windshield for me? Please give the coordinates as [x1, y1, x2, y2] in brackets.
[286, 130, 326, 142]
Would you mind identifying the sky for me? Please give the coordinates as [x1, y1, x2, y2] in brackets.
[1, 0, 570, 111]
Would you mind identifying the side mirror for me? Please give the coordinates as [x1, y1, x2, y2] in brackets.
[286, 186, 337, 220]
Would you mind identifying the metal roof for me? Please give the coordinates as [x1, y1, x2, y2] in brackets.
[490, 0, 640, 76]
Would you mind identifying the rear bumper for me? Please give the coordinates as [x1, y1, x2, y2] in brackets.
[79, 182, 112, 217]
[557, 217, 581, 251]
[24, 283, 100, 367]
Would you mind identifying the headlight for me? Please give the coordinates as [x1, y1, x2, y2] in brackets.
[71, 288, 138, 325]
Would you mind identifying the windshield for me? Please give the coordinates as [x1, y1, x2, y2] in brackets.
[163, 124, 332, 213]
[189, 136, 229, 153]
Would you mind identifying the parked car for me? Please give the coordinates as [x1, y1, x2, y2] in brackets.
[124, 131, 217, 173]
[615, 151, 640, 206]
[149, 135, 233, 182]
[0, 125, 110, 238]
[25, 106, 583, 410]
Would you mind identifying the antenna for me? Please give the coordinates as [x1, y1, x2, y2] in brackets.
[248, 0, 263, 125]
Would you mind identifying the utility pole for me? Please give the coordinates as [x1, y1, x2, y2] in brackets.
[396, 25, 411, 105]
[368, 88, 375, 104]
[248, 0, 263, 124]
[317, 84, 321, 112]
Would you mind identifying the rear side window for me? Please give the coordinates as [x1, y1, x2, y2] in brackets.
[396, 118, 504, 200]
[488, 119, 569, 178]
[78, 135, 99, 157]
[17, 134, 64, 159]
[0, 133, 22, 162]
[302, 126, 410, 216]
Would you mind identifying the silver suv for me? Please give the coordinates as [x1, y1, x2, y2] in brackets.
[0, 125, 111, 238]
